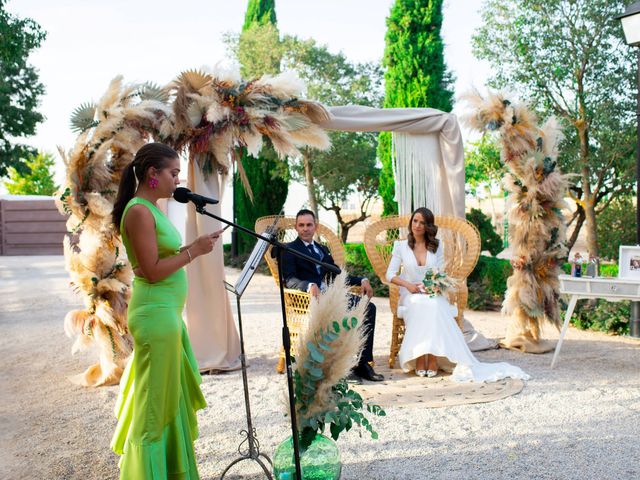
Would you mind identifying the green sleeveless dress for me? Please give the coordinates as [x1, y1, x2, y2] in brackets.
[110, 197, 206, 479]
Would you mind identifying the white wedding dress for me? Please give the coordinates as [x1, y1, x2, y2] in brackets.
[386, 240, 529, 383]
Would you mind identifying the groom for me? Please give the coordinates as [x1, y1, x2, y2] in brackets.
[279, 209, 384, 383]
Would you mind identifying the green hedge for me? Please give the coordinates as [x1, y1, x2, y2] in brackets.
[565, 299, 630, 335]
[560, 262, 618, 277]
[467, 256, 511, 310]
[466, 208, 503, 256]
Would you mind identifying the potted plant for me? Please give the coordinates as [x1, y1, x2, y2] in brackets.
[273, 273, 386, 480]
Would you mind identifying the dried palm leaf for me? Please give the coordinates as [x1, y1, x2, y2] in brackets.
[70, 103, 98, 133]
[174, 69, 212, 93]
[137, 82, 170, 103]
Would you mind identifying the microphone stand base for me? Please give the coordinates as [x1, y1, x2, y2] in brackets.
[219, 428, 273, 480]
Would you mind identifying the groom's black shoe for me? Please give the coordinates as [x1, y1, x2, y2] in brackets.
[354, 363, 384, 382]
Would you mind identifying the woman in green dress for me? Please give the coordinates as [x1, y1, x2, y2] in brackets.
[110, 143, 222, 479]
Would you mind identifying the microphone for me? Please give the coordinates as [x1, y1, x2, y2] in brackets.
[173, 187, 219, 206]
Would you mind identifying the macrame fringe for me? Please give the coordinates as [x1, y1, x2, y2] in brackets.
[392, 133, 442, 216]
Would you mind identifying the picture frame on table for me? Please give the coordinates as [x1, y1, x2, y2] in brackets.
[619, 245, 640, 279]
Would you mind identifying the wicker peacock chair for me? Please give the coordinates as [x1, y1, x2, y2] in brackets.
[254, 215, 353, 373]
[363, 215, 481, 368]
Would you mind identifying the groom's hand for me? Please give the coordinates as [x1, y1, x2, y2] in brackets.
[361, 279, 373, 298]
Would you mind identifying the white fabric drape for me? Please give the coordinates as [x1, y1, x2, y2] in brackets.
[185, 162, 240, 372]
[320, 105, 465, 218]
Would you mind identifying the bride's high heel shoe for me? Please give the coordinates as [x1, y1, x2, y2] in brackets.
[426, 369, 438, 378]
[415, 369, 427, 377]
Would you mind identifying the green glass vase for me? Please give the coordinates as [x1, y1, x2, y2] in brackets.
[272, 433, 341, 480]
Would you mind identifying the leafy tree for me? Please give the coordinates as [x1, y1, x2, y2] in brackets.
[282, 37, 383, 238]
[232, 0, 289, 254]
[465, 135, 503, 196]
[465, 135, 505, 231]
[3, 151, 58, 195]
[595, 196, 636, 261]
[466, 208, 503, 256]
[0, 1, 47, 176]
[233, 22, 283, 78]
[473, 0, 636, 257]
[310, 131, 380, 242]
[379, 0, 454, 215]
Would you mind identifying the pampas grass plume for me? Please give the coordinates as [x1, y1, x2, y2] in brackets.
[296, 272, 367, 421]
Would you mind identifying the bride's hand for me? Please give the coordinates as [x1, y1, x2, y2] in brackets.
[407, 283, 422, 294]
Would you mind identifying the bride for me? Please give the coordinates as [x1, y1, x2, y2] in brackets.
[386, 207, 529, 382]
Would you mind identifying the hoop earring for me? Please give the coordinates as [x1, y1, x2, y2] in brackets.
[148, 177, 159, 189]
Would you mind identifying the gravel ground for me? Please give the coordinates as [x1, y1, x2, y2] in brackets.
[1, 256, 639, 480]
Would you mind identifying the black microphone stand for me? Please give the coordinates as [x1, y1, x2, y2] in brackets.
[190, 200, 340, 480]
[220, 242, 273, 479]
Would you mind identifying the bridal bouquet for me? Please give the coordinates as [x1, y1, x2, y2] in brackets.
[421, 268, 458, 297]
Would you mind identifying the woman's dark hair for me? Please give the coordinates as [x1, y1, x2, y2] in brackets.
[407, 207, 439, 253]
[112, 143, 178, 230]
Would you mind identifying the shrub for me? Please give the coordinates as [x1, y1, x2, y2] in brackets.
[344, 243, 388, 297]
[468, 255, 511, 295]
[567, 300, 630, 335]
[467, 277, 500, 310]
[466, 255, 512, 310]
[466, 208, 503, 256]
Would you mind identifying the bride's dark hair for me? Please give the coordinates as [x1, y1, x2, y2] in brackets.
[407, 207, 439, 253]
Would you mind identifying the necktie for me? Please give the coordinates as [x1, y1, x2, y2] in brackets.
[306, 243, 319, 259]
[306, 243, 322, 273]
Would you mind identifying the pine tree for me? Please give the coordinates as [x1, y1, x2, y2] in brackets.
[378, 0, 454, 215]
[234, 0, 289, 254]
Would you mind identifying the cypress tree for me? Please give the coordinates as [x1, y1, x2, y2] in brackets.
[378, 0, 454, 215]
[234, 0, 289, 254]
[242, 0, 276, 30]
